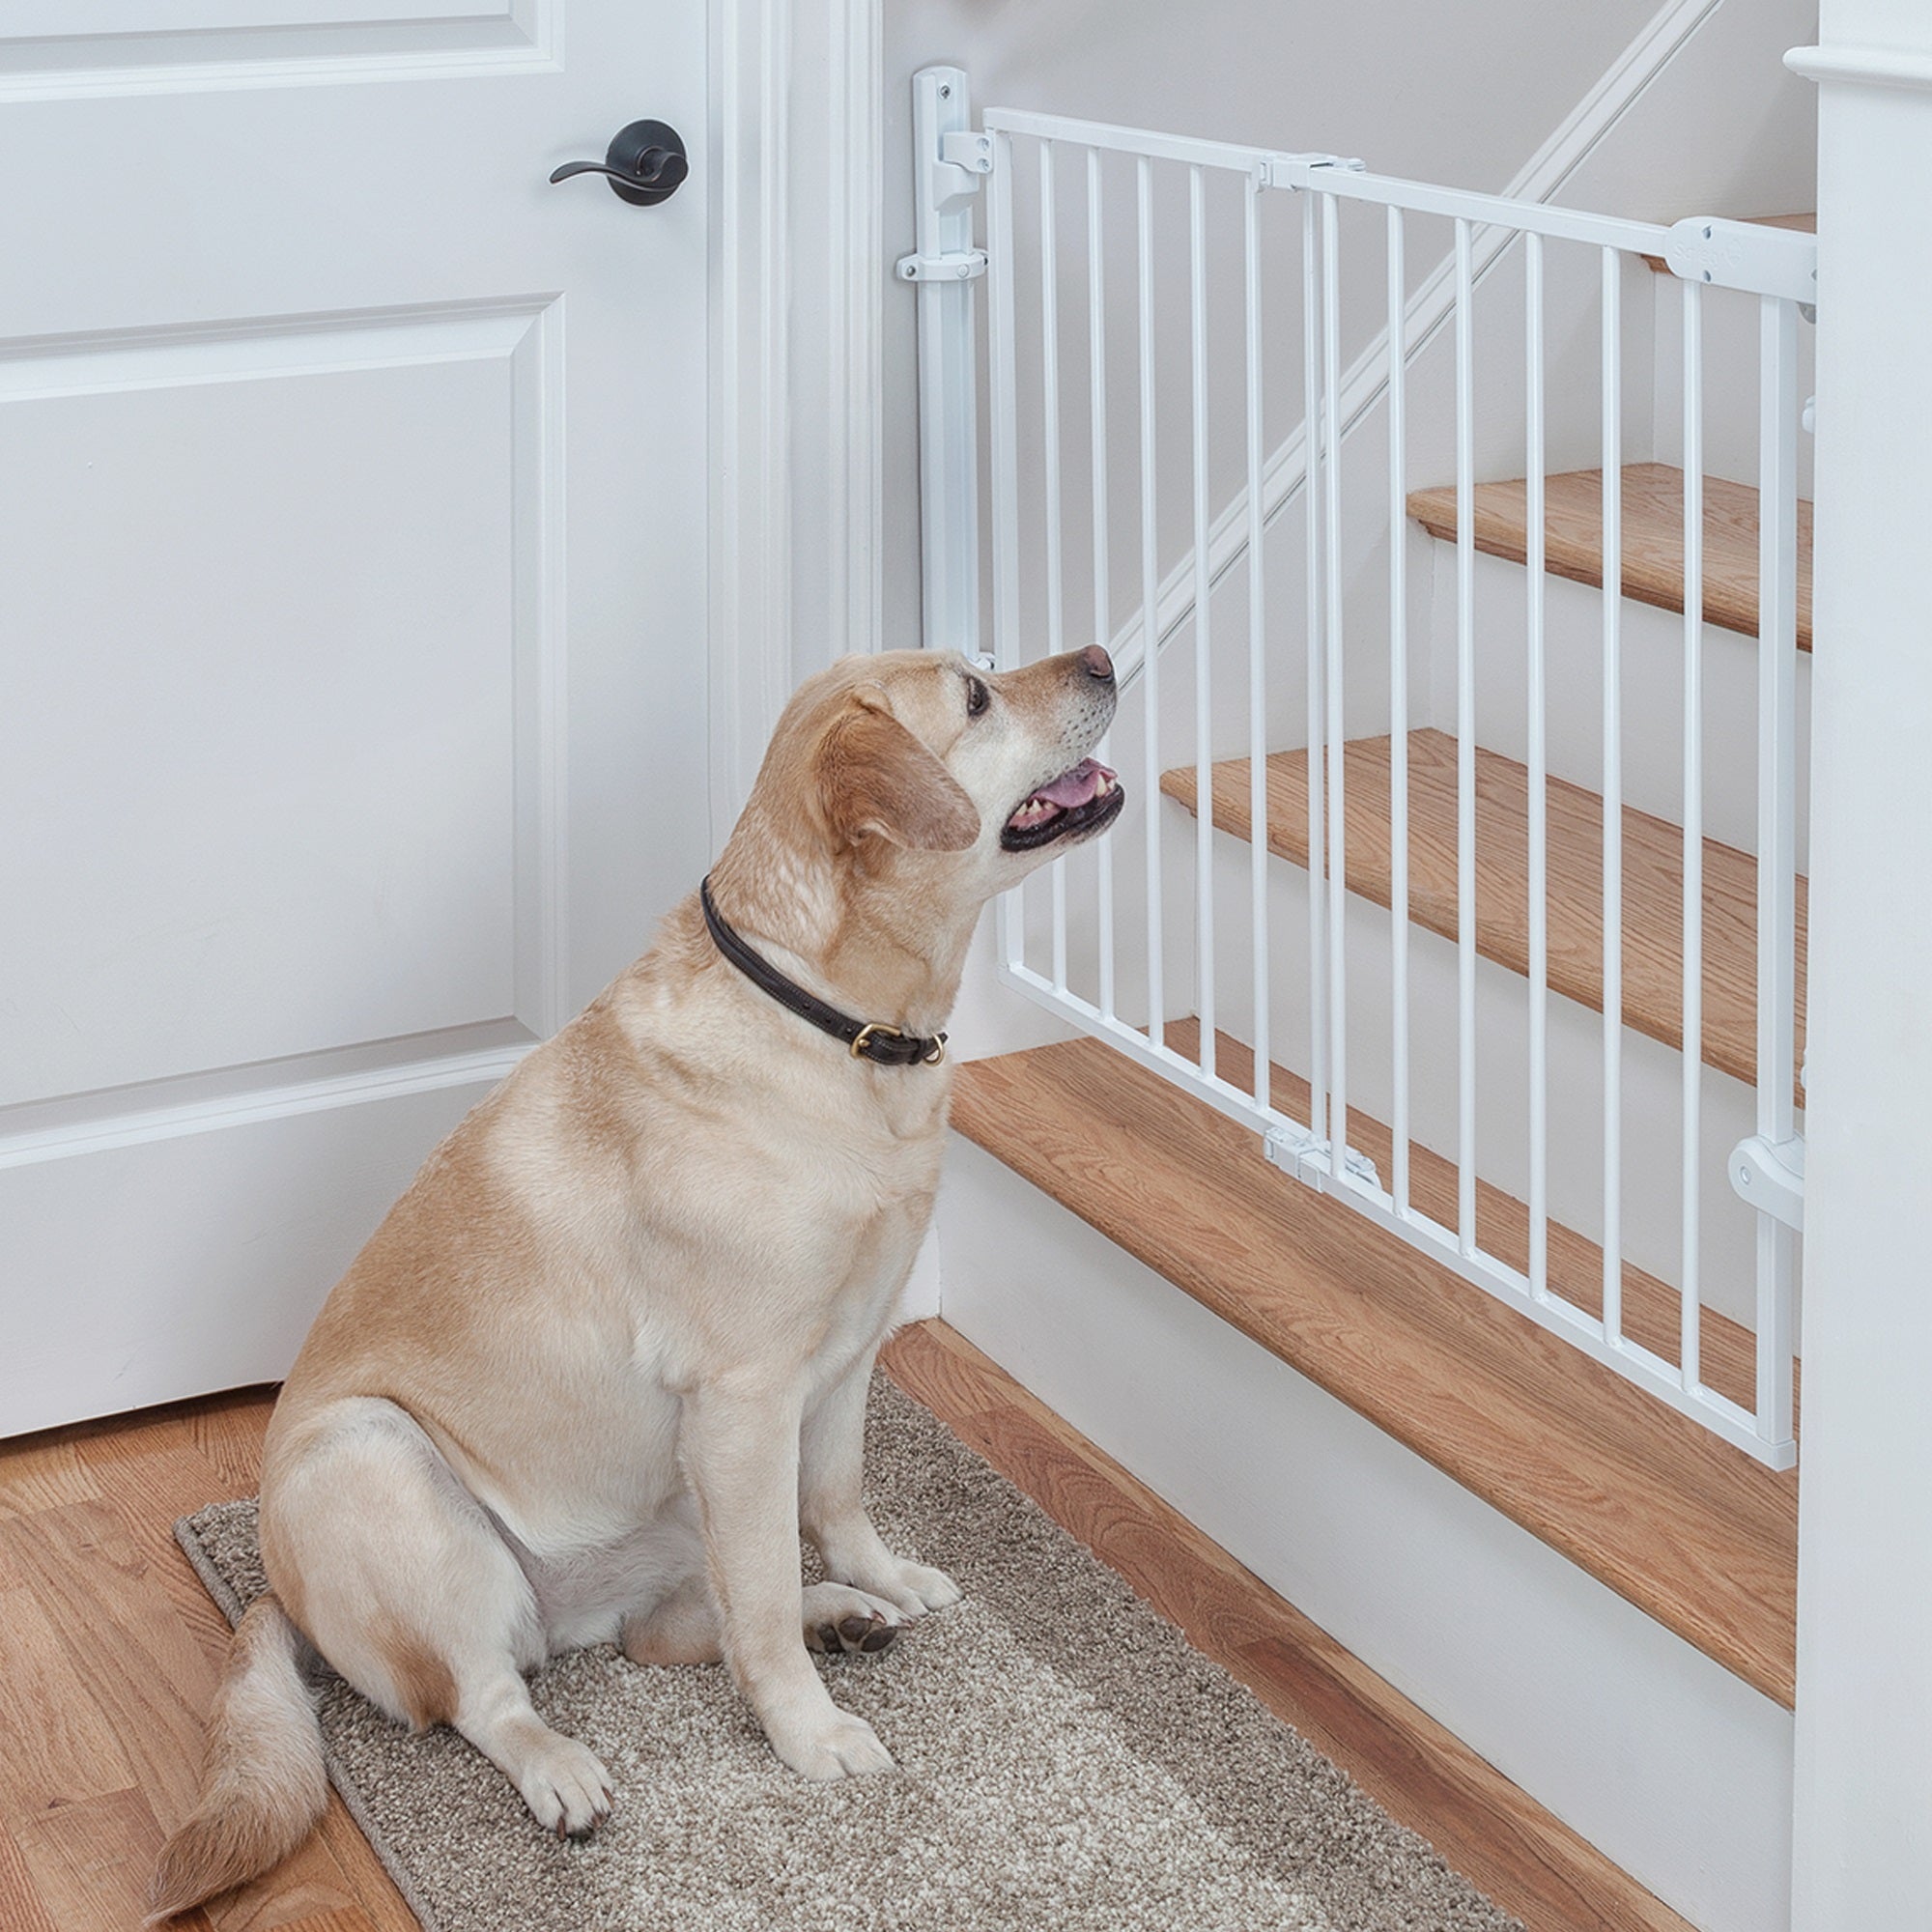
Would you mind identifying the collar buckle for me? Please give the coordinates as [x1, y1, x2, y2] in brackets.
[702, 875, 949, 1070]
[849, 1020, 905, 1061]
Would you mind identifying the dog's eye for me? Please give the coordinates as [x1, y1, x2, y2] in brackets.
[965, 675, 990, 719]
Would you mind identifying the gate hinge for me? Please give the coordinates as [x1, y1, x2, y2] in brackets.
[895, 248, 988, 284]
[1264, 1122, 1382, 1193]
[1728, 1132, 1805, 1232]
[939, 130, 993, 180]
[1257, 153, 1368, 192]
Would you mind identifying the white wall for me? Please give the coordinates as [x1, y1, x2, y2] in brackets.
[1787, 11, 1932, 1926]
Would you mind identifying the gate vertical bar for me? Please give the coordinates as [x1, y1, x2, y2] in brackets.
[988, 124, 1023, 980]
[1137, 155, 1164, 1053]
[1189, 164, 1216, 1078]
[1386, 205, 1409, 1215]
[1321, 192, 1348, 1167]
[1755, 294, 1801, 1446]
[1454, 217, 1476, 1253]
[1244, 173, 1269, 1112]
[1525, 231, 1550, 1300]
[1088, 147, 1117, 1021]
[1601, 246, 1624, 1347]
[1039, 142, 1068, 995]
[1303, 189, 1328, 1134]
[1681, 279, 1706, 1391]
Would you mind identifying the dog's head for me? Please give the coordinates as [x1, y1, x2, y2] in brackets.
[705, 648, 1123, 1024]
[762, 645, 1123, 893]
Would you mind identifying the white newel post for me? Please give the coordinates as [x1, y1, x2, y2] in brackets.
[1786, 13, 1932, 1925]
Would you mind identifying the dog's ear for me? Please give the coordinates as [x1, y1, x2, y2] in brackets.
[818, 688, 980, 852]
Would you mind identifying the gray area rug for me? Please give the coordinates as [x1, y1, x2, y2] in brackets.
[176, 1375, 1520, 1932]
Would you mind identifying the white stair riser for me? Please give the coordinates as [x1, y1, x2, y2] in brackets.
[1422, 542, 1813, 862]
[1127, 503, 1804, 869]
[1647, 269, 1818, 502]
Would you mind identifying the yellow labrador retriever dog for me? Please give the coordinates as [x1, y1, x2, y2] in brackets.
[149, 644, 1122, 1918]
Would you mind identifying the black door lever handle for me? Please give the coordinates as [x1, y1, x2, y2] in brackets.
[550, 120, 688, 207]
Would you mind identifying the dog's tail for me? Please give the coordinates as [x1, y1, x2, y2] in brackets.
[147, 1593, 328, 1922]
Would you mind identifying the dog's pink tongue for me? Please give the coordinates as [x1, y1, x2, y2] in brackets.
[1035, 758, 1114, 808]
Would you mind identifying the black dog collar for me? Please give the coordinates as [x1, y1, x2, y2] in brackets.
[699, 877, 947, 1067]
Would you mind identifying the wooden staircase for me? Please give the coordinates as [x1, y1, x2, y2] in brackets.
[953, 459, 1811, 1712]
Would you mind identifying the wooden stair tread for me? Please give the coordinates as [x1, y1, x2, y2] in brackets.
[1406, 462, 1813, 652]
[1165, 1021, 1780, 1425]
[1160, 727, 1808, 1096]
[952, 1033, 1799, 1706]
[1641, 212, 1815, 272]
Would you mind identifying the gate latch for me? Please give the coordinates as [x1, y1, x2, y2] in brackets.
[1257, 153, 1368, 192]
[1264, 1123, 1382, 1194]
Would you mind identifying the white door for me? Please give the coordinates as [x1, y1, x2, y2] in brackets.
[0, 4, 710, 1433]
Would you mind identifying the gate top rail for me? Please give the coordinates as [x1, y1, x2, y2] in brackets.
[983, 104, 1818, 305]
[982, 103, 1270, 174]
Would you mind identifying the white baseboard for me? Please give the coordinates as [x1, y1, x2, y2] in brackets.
[934, 1131, 1795, 1932]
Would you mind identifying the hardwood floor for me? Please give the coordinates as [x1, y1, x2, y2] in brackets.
[0, 1385, 413, 1932]
[0, 1321, 1689, 1931]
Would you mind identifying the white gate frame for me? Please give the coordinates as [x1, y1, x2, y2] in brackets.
[903, 70, 1813, 1470]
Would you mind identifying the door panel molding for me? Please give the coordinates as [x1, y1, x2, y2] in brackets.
[0, 1, 554, 100]
[0, 1023, 535, 1172]
[0, 297, 566, 1117]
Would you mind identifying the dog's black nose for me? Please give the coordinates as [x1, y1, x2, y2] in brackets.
[1077, 645, 1115, 684]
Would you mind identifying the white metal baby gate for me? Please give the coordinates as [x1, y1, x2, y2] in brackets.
[901, 69, 1812, 1469]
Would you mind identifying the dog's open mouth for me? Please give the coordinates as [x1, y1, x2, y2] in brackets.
[1000, 757, 1126, 851]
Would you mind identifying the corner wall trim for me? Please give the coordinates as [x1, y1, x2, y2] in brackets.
[708, 0, 884, 847]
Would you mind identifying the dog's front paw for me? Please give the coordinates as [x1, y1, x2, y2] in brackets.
[517, 1733, 614, 1839]
[770, 1707, 895, 1781]
[857, 1556, 961, 1619]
